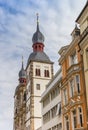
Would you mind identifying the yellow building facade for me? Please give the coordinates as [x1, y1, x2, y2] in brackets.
[58, 1, 88, 130]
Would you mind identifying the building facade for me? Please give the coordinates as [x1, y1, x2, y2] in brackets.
[14, 59, 26, 130]
[41, 69, 62, 130]
[25, 15, 53, 130]
[76, 1, 88, 125]
[58, 1, 88, 130]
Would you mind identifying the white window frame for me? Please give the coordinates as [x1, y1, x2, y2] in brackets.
[72, 109, 77, 129]
[70, 78, 75, 97]
[56, 102, 61, 116]
[69, 51, 78, 66]
[78, 107, 83, 127]
[75, 75, 80, 94]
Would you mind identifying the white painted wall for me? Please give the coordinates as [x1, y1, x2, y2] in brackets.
[26, 61, 53, 130]
[41, 70, 62, 130]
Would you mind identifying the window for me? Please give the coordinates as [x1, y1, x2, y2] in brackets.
[75, 75, 80, 93]
[63, 88, 68, 105]
[43, 111, 50, 124]
[51, 86, 60, 100]
[70, 52, 78, 66]
[52, 126, 57, 130]
[65, 116, 69, 130]
[72, 109, 77, 128]
[78, 107, 83, 127]
[36, 84, 40, 90]
[35, 68, 40, 76]
[23, 92, 26, 101]
[52, 123, 62, 130]
[43, 95, 50, 107]
[44, 70, 49, 77]
[56, 103, 61, 116]
[57, 123, 62, 129]
[51, 105, 57, 118]
[70, 79, 75, 97]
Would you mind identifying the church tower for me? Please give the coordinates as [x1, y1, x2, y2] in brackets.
[14, 57, 27, 130]
[25, 14, 53, 130]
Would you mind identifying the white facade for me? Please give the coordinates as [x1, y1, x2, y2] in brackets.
[26, 61, 53, 130]
[41, 69, 62, 130]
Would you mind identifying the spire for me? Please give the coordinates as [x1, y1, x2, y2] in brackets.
[32, 14, 45, 44]
[19, 56, 26, 80]
[36, 13, 39, 31]
[22, 55, 24, 69]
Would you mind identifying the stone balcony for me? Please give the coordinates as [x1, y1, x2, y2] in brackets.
[67, 62, 82, 76]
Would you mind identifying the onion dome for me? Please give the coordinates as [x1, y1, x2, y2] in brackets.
[32, 13, 45, 44]
[19, 57, 26, 79]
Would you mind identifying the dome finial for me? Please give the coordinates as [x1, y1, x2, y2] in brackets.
[36, 13, 39, 31]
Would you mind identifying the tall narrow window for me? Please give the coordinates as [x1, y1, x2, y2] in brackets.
[72, 109, 77, 128]
[70, 52, 78, 66]
[70, 79, 75, 97]
[76, 75, 80, 93]
[78, 107, 83, 127]
[44, 70, 49, 77]
[35, 69, 40, 76]
[64, 88, 68, 105]
[65, 116, 69, 130]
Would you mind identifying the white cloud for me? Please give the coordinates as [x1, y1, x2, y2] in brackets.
[0, 0, 87, 129]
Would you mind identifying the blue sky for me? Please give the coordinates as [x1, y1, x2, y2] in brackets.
[0, 0, 87, 130]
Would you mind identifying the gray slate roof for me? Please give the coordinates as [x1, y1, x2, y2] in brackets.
[27, 51, 52, 65]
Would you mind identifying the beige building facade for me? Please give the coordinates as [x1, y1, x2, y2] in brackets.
[14, 60, 26, 130]
[76, 1, 88, 124]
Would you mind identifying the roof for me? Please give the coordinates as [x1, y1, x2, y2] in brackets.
[27, 51, 53, 66]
